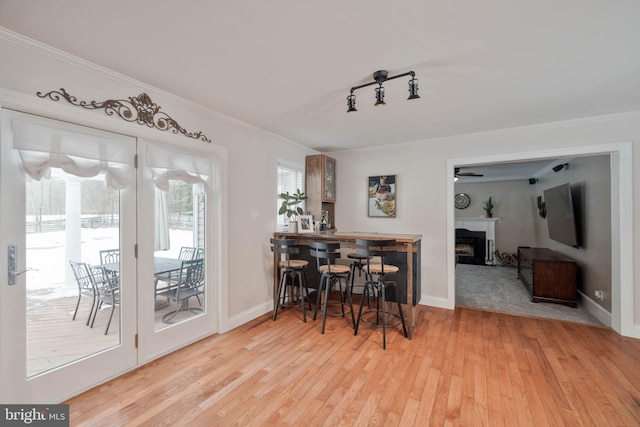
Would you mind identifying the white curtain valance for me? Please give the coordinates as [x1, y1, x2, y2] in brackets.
[12, 118, 134, 189]
[147, 144, 214, 192]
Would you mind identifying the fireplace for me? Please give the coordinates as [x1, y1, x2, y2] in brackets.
[455, 228, 486, 265]
[455, 218, 498, 265]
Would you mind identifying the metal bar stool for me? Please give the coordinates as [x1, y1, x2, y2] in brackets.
[310, 241, 355, 334]
[271, 238, 311, 322]
[353, 238, 408, 349]
[347, 252, 371, 307]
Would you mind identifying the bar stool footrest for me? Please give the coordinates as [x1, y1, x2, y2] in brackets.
[358, 308, 404, 329]
[321, 300, 353, 317]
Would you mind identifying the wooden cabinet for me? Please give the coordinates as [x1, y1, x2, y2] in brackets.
[305, 154, 336, 227]
[517, 247, 577, 307]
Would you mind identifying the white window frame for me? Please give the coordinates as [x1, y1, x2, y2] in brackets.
[277, 160, 305, 230]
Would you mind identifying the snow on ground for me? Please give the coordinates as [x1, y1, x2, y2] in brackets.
[26, 227, 193, 300]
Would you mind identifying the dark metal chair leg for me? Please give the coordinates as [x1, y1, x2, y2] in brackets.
[320, 274, 332, 334]
[273, 272, 287, 321]
[381, 280, 387, 350]
[105, 304, 116, 335]
[313, 274, 325, 321]
[354, 282, 371, 335]
[297, 271, 306, 323]
[346, 273, 355, 329]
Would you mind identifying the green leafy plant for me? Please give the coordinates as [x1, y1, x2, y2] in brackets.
[483, 196, 494, 214]
[278, 189, 308, 220]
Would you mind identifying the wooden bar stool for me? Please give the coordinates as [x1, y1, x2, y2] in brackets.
[354, 238, 408, 349]
[310, 241, 355, 334]
[271, 238, 311, 322]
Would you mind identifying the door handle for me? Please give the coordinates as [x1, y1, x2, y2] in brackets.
[8, 244, 32, 285]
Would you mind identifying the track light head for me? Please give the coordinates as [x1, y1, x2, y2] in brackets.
[408, 77, 420, 100]
[552, 163, 568, 173]
[347, 93, 357, 112]
[374, 85, 386, 106]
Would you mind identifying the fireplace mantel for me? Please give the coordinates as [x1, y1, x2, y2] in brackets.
[455, 218, 499, 243]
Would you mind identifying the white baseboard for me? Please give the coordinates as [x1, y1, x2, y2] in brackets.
[577, 290, 612, 327]
[418, 295, 453, 310]
[223, 293, 619, 336]
[222, 301, 272, 333]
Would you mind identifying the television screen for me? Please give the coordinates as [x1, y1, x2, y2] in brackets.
[543, 183, 579, 248]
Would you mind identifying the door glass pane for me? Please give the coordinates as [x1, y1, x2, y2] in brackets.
[153, 181, 206, 331]
[26, 170, 121, 378]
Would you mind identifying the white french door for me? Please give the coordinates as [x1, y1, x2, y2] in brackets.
[137, 139, 217, 362]
[0, 111, 219, 403]
[0, 110, 137, 403]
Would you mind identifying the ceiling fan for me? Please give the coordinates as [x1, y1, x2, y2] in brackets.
[454, 167, 484, 181]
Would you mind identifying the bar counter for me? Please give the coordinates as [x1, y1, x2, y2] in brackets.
[273, 231, 422, 338]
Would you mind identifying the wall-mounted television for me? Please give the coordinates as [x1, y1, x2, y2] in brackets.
[543, 183, 579, 248]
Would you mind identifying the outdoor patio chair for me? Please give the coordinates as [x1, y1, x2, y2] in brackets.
[155, 246, 197, 289]
[178, 246, 197, 260]
[69, 260, 97, 326]
[99, 248, 120, 284]
[99, 248, 120, 265]
[86, 264, 120, 335]
[156, 258, 205, 323]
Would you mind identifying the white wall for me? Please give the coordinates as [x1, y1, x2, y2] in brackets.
[0, 29, 316, 332]
[533, 155, 612, 312]
[331, 115, 639, 337]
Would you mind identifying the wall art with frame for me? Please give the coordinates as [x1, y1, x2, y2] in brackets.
[368, 175, 396, 217]
[297, 215, 314, 233]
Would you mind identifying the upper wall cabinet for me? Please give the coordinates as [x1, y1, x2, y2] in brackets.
[306, 154, 336, 203]
[305, 154, 336, 226]
[323, 156, 336, 202]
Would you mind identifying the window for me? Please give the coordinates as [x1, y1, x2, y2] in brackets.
[277, 161, 304, 229]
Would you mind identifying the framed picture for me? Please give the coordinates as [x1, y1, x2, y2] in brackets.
[297, 215, 313, 233]
[368, 175, 396, 217]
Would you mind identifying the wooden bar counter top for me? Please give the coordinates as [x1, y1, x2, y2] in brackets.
[273, 230, 422, 338]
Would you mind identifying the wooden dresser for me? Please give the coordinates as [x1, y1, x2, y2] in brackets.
[517, 247, 577, 307]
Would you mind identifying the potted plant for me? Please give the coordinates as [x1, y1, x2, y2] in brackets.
[278, 189, 308, 232]
[483, 196, 494, 218]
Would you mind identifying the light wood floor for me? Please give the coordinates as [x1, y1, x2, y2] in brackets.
[65, 305, 640, 426]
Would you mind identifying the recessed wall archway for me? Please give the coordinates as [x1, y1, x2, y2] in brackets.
[447, 142, 635, 338]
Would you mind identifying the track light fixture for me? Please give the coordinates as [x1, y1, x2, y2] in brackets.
[374, 85, 386, 106]
[553, 163, 568, 173]
[347, 94, 357, 112]
[347, 69, 420, 112]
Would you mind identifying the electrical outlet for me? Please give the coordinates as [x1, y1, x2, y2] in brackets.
[594, 290, 604, 301]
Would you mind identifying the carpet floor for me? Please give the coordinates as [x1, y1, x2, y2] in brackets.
[455, 263, 602, 325]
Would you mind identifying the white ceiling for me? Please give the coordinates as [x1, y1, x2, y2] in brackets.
[1, 1, 639, 153]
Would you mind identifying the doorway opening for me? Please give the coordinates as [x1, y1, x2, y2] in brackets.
[447, 142, 633, 336]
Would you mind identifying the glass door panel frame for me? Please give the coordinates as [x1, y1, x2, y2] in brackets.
[137, 139, 219, 363]
[0, 109, 138, 403]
